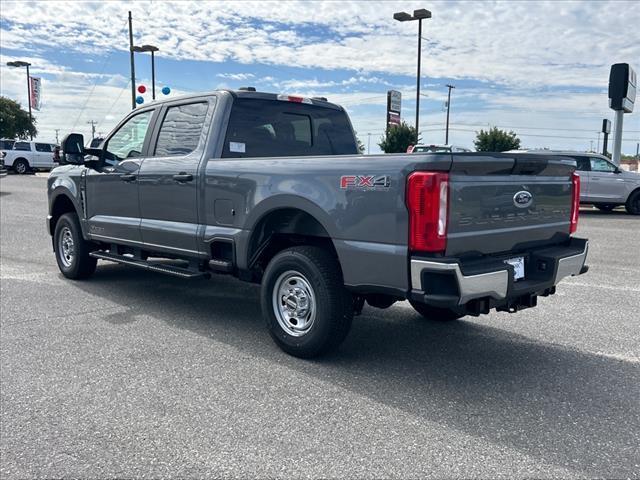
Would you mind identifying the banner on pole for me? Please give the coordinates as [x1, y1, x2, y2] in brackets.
[386, 90, 401, 130]
[29, 76, 42, 111]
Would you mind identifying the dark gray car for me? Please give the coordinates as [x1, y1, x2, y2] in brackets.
[47, 89, 589, 357]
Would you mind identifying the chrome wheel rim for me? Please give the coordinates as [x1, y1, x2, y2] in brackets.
[58, 226, 75, 268]
[272, 270, 316, 337]
[15, 163, 26, 174]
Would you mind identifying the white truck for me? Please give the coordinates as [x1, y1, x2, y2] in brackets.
[1, 140, 59, 174]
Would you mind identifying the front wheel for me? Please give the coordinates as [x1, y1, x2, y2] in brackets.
[626, 190, 640, 215]
[261, 246, 353, 358]
[409, 300, 464, 322]
[13, 159, 29, 175]
[54, 213, 97, 279]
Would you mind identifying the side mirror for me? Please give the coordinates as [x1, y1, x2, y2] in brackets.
[62, 133, 85, 164]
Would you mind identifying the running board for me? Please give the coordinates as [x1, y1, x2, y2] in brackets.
[90, 251, 210, 279]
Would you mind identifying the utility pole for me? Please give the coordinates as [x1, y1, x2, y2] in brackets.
[590, 140, 594, 152]
[367, 133, 371, 154]
[87, 120, 97, 139]
[445, 83, 455, 144]
[55, 129, 60, 145]
[128, 11, 136, 110]
[597, 132, 600, 153]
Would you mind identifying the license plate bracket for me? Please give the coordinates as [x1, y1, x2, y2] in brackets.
[505, 256, 525, 281]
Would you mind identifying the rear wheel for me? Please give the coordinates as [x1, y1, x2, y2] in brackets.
[596, 204, 616, 212]
[626, 190, 640, 215]
[261, 246, 353, 358]
[409, 300, 464, 322]
[54, 213, 97, 279]
[13, 159, 29, 175]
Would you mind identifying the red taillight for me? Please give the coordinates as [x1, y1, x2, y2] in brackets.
[406, 172, 449, 253]
[570, 172, 580, 234]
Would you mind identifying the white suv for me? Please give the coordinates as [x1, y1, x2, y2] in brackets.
[1, 140, 59, 174]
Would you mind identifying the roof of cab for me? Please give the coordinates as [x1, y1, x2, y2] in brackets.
[142, 88, 345, 111]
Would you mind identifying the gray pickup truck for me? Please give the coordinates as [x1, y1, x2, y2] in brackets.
[48, 89, 588, 357]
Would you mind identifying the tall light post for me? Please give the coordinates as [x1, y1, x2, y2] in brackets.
[6, 60, 33, 139]
[128, 11, 136, 110]
[445, 83, 455, 144]
[132, 44, 160, 100]
[393, 8, 432, 143]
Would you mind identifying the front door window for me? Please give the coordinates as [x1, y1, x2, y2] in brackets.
[104, 111, 153, 163]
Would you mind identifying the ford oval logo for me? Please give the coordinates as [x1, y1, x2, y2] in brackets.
[513, 190, 533, 208]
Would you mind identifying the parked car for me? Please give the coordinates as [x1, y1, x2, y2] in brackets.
[408, 144, 472, 153]
[3, 140, 59, 174]
[508, 150, 640, 215]
[0, 152, 7, 178]
[47, 89, 588, 358]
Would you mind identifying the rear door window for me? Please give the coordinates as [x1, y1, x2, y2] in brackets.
[222, 98, 357, 158]
[154, 102, 209, 156]
[14, 142, 31, 151]
[573, 157, 591, 171]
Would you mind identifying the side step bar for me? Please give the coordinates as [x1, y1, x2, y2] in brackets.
[90, 251, 210, 279]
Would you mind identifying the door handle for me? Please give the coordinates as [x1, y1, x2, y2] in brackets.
[173, 173, 193, 183]
[120, 173, 137, 182]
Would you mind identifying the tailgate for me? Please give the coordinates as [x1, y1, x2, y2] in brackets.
[446, 153, 576, 257]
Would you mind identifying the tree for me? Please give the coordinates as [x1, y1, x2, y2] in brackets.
[378, 122, 419, 153]
[473, 127, 520, 152]
[0, 96, 37, 139]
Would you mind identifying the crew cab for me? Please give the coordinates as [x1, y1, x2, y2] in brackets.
[47, 89, 589, 357]
[2, 140, 59, 174]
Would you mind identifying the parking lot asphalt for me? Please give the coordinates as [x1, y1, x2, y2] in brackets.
[1, 174, 639, 478]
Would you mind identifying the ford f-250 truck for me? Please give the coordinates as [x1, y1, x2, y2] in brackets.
[48, 89, 588, 357]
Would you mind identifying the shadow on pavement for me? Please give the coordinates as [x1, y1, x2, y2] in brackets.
[73, 263, 639, 476]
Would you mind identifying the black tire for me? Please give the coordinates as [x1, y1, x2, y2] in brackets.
[54, 213, 97, 279]
[625, 190, 640, 215]
[409, 300, 464, 322]
[261, 246, 353, 358]
[13, 158, 29, 175]
[596, 204, 616, 212]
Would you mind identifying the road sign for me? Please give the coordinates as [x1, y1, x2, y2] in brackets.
[386, 90, 402, 132]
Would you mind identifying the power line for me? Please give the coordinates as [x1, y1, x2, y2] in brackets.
[71, 17, 129, 130]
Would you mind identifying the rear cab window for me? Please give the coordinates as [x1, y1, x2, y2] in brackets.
[222, 98, 358, 158]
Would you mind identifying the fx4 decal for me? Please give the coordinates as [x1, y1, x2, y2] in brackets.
[340, 175, 391, 189]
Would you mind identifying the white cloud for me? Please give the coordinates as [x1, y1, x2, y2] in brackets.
[1, 1, 639, 153]
[216, 72, 255, 81]
[2, 1, 638, 88]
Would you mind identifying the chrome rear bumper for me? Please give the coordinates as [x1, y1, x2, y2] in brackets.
[410, 238, 588, 308]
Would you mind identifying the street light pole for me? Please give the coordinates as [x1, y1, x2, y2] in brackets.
[151, 49, 156, 100]
[394, 8, 432, 143]
[128, 11, 136, 110]
[445, 83, 455, 144]
[6, 60, 33, 139]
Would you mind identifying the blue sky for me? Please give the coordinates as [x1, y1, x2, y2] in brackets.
[1, 0, 639, 154]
